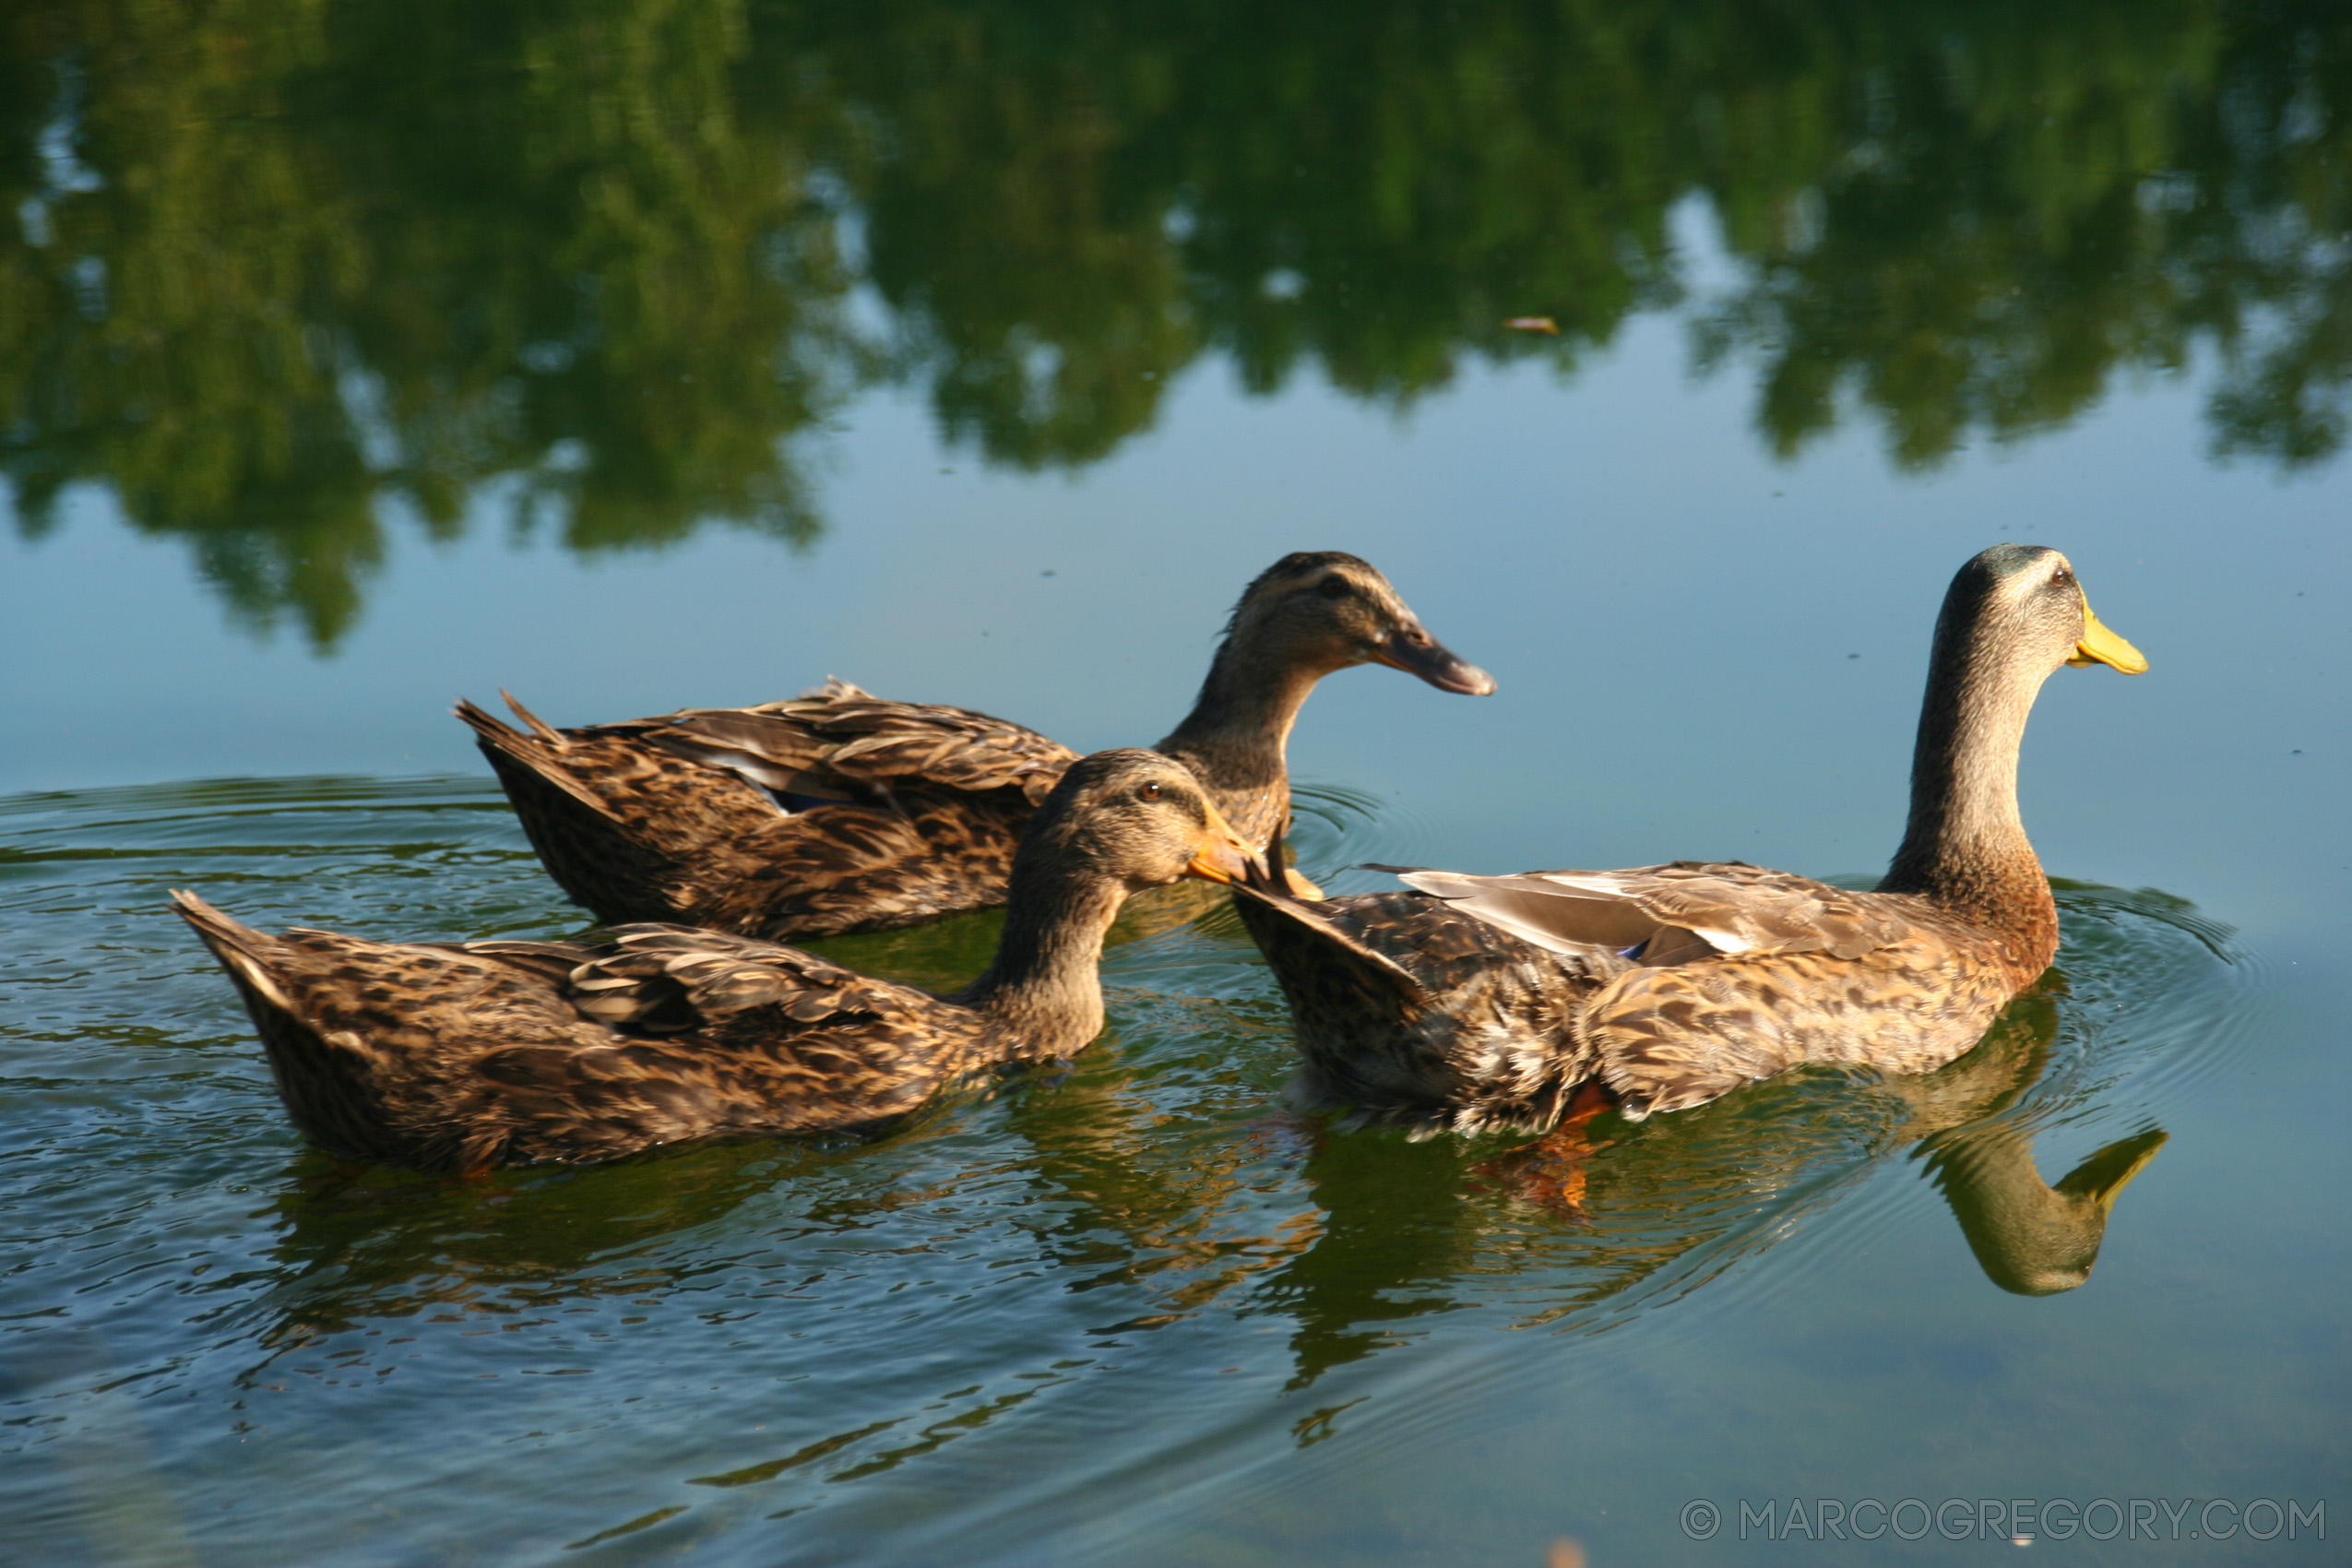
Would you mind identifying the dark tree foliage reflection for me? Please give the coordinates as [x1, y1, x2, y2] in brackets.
[2, 0, 2345, 645]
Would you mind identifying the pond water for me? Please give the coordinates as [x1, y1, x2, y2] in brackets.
[3, 4, 2347, 1564]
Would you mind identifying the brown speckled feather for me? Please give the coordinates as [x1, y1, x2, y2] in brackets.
[1375, 860, 2045, 1115]
[1387, 862, 1919, 963]
[174, 893, 985, 1171]
[703, 685, 1077, 803]
[1563, 880, 2036, 1117]
[459, 554, 1491, 941]
[457, 683, 1061, 940]
[1233, 873, 1628, 1135]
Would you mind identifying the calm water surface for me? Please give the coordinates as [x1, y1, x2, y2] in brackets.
[3, 3, 2348, 1564]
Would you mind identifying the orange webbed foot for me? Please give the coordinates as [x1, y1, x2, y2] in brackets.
[1470, 1080, 1618, 1220]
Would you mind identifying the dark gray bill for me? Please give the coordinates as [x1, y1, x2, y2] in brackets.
[1374, 624, 1496, 695]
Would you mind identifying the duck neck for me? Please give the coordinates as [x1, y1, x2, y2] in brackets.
[955, 868, 1129, 1061]
[1155, 631, 1325, 799]
[1879, 623, 2059, 968]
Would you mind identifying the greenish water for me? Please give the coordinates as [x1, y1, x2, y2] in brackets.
[0, 775, 2314, 1567]
[3, 2, 2348, 1564]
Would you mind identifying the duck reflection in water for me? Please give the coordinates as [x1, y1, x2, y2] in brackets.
[230, 981, 2165, 1407]
[1906, 993, 2168, 1298]
[244, 1141, 802, 1351]
[1260, 986, 2166, 1388]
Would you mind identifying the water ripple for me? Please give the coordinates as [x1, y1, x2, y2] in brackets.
[0, 776, 2254, 1565]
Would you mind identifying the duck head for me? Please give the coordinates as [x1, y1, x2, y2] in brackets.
[1951, 542, 2148, 689]
[1021, 749, 1253, 893]
[1225, 552, 1495, 695]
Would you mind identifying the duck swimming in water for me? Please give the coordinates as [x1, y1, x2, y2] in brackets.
[174, 751, 1250, 1173]
[457, 552, 1491, 942]
[1231, 544, 2147, 1134]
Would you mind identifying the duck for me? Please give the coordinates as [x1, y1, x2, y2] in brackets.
[456, 552, 1491, 942]
[1229, 543, 2147, 1134]
[172, 750, 1252, 1174]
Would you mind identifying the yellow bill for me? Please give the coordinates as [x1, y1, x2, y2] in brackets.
[2056, 1128, 2170, 1214]
[1183, 799, 1255, 885]
[2066, 601, 2148, 673]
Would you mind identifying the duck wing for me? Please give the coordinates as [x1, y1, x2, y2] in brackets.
[457, 684, 1075, 939]
[1379, 861, 1913, 965]
[642, 679, 1081, 808]
[469, 923, 929, 1034]
[457, 926, 975, 1152]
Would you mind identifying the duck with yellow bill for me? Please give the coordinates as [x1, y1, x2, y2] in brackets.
[1231, 544, 2149, 1134]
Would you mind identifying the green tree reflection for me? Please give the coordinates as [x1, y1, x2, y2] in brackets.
[2, 0, 2345, 646]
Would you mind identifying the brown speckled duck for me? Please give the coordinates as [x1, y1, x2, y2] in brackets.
[173, 751, 1250, 1173]
[1232, 544, 2146, 1134]
[457, 552, 1491, 942]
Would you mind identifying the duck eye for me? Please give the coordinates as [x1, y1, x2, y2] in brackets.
[1316, 575, 1354, 600]
[1137, 781, 1163, 802]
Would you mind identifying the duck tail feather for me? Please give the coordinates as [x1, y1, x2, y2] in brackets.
[450, 695, 517, 743]
[1239, 815, 1295, 899]
[497, 688, 564, 742]
[1229, 836, 1431, 1014]
[172, 891, 300, 1015]
[455, 694, 619, 821]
